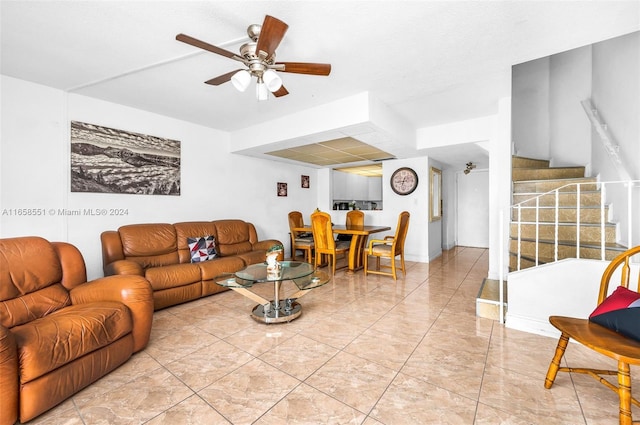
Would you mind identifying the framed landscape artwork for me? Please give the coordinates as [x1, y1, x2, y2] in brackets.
[70, 121, 181, 195]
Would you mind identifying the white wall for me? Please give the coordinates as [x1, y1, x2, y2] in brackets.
[512, 56, 550, 160]
[591, 31, 640, 182]
[0, 76, 319, 279]
[505, 258, 637, 337]
[1, 76, 436, 280]
[488, 97, 513, 281]
[548, 45, 592, 168]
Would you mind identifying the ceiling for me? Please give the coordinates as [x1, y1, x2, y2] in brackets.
[2, 1, 639, 171]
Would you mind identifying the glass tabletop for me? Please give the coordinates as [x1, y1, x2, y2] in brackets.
[216, 261, 329, 290]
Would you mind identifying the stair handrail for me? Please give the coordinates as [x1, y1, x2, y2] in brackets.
[510, 179, 639, 266]
[500, 179, 640, 323]
[581, 99, 633, 181]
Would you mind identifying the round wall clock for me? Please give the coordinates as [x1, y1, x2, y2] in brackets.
[390, 167, 418, 195]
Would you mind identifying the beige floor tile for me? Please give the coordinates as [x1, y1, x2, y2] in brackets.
[479, 364, 583, 422]
[145, 394, 231, 424]
[165, 339, 255, 391]
[145, 326, 221, 364]
[343, 328, 420, 371]
[77, 368, 194, 424]
[305, 351, 397, 413]
[370, 372, 477, 424]
[198, 358, 301, 425]
[259, 334, 340, 380]
[254, 383, 366, 425]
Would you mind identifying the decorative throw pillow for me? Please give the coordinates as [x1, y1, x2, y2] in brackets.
[187, 236, 216, 263]
[589, 285, 640, 342]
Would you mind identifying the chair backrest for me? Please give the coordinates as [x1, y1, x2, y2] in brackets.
[346, 210, 365, 228]
[393, 211, 411, 254]
[311, 211, 335, 251]
[288, 211, 305, 237]
[597, 245, 640, 304]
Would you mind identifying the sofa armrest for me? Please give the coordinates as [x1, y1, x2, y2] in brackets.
[0, 325, 18, 425]
[101, 230, 125, 275]
[69, 275, 154, 352]
[253, 240, 285, 261]
[51, 241, 88, 290]
[105, 259, 144, 277]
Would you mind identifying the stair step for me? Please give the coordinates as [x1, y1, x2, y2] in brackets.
[512, 156, 550, 169]
[513, 191, 602, 207]
[510, 223, 617, 244]
[511, 206, 609, 223]
[509, 239, 626, 262]
[513, 177, 597, 193]
[512, 166, 585, 182]
[476, 278, 507, 320]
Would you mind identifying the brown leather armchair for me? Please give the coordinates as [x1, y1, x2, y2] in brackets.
[0, 236, 154, 425]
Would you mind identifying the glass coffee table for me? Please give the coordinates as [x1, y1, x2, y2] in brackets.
[216, 261, 329, 324]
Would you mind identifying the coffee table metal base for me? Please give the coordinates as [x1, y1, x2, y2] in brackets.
[252, 300, 302, 323]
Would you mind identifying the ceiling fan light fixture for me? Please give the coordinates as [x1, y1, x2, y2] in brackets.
[256, 79, 269, 101]
[263, 69, 282, 92]
[231, 70, 251, 92]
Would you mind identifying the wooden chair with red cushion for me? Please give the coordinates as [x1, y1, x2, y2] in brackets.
[544, 245, 640, 425]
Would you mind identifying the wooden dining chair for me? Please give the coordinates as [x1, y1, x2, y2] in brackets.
[363, 211, 410, 280]
[337, 210, 365, 242]
[544, 245, 640, 425]
[310, 211, 350, 274]
[288, 211, 314, 263]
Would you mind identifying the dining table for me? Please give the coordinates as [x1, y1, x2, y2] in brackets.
[292, 223, 391, 273]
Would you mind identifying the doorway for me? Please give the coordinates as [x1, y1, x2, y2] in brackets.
[456, 169, 489, 247]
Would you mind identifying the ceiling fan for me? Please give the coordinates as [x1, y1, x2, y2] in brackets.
[176, 15, 331, 100]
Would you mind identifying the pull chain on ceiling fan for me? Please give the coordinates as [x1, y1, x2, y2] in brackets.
[176, 15, 331, 100]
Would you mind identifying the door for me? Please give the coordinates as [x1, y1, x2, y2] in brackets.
[456, 169, 489, 247]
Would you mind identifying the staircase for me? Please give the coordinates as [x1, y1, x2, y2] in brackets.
[476, 155, 627, 321]
[509, 155, 625, 270]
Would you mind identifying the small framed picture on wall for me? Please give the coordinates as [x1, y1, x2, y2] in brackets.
[301, 175, 310, 188]
[277, 182, 287, 197]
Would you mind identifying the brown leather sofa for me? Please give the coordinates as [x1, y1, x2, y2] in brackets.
[101, 220, 283, 310]
[0, 236, 154, 425]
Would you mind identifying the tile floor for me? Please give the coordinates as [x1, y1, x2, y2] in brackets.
[29, 247, 637, 424]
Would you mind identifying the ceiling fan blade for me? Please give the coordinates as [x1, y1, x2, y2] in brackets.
[256, 15, 288, 59]
[204, 69, 243, 86]
[176, 33, 244, 62]
[273, 85, 289, 97]
[275, 62, 331, 76]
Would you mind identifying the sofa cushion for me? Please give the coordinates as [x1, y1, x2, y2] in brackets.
[144, 263, 202, 291]
[0, 236, 63, 301]
[236, 251, 269, 267]
[119, 224, 179, 268]
[187, 236, 217, 263]
[214, 220, 253, 256]
[0, 284, 70, 329]
[11, 301, 132, 383]
[198, 256, 246, 281]
[175, 222, 219, 264]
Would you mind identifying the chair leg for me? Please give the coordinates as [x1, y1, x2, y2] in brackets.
[618, 361, 633, 425]
[400, 254, 406, 275]
[364, 252, 368, 275]
[391, 256, 397, 280]
[544, 333, 569, 389]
